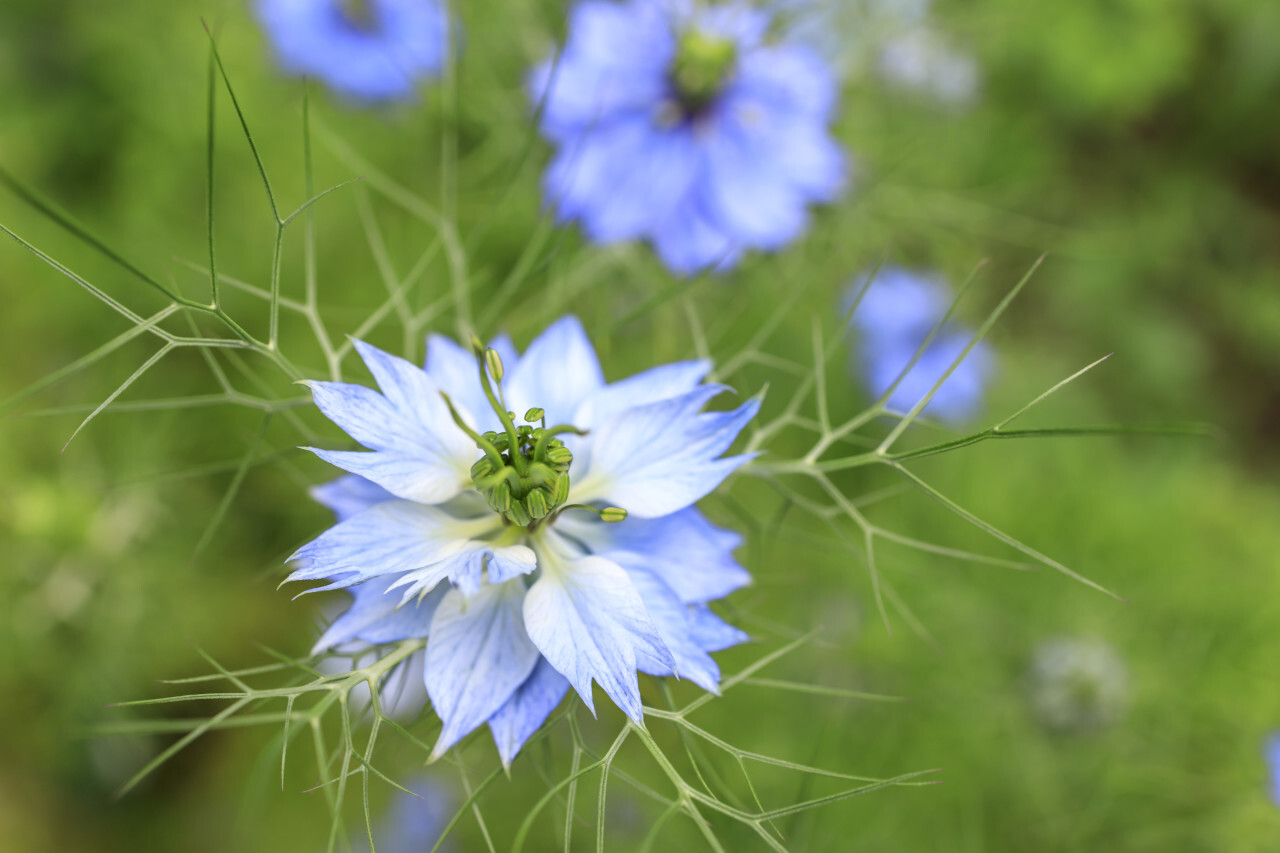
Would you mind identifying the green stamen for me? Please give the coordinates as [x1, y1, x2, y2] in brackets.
[670, 30, 737, 115]
[450, 341, 588, 529]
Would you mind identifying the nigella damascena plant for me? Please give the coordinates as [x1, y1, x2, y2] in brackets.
[255, 0, 448, 102]
[846, 266, 993, 422]
[289, 316, 758, 766]
[530, 0, 846, 274]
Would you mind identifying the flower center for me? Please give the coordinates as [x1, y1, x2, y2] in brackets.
[337, 0, 379, 31]
[668, 30, 738, 116]
[441, 341, 582, 529]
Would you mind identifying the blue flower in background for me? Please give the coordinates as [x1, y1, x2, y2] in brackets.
[293, 316, 756, 766]
[846, 266, 993, 422]
[530, 0, 845, 273]
[255, 0, 448, 102]
[347, 774, 457, 853]
[1266, 733, 1280, 807]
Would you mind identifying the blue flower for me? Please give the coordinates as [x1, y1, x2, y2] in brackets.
[293, 316, 756, 766]
[846, 266, 994, 422]
[1266, 733, 1280, 807]
[255, 0, 448, 102]
[530, 0, 845, 274]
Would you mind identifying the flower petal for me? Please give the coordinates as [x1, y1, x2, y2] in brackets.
[505, 316, 605, 425]
[312, 574, 446, 654]
[554, 506, 749, 603]
[487, 657, 571, 768]
[572, 359, 712, 430]
[303, 340, 476, 504]
[523, 540, 672, 722]
[574, 385, 760, 517]
[309, 475, 396, 522]
[687, 604, 749, 652]
[614, 558, 724, 693]
[287, 500, 505, 593]
[426, 580, 541, 760]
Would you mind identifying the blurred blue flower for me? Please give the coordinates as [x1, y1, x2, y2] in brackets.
[846, 266, 993, 422]
[352, 774, 457, 853]
[255, 0, 448, 102]
[1265, 733, 1280, 806]
[530, 0, 845, 273]
[293, 316, 755, 766]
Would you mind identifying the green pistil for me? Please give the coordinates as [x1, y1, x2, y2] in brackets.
[669, 30, 737, 116]
[442, 341, 587, 529]
[338, 0, 378, 30]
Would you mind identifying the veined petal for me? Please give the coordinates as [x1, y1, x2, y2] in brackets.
[309, 475, 396, 522]
[615, 557, 724, 693]
[312, 574, 446, 654]
[487, 657, 571, 768]
[572, 359, 712, 430]
[426, 580, 541, 760]
[524, 535, 673, 722]
[574, 386, 760, 517]
[554, 506, 749, 603]
[687, 604, 749, 652]
[287, 500, 499, 589]
[505, 316, 605, 425]
[304, 340, 477, 504]
[304, 447, 469, 507]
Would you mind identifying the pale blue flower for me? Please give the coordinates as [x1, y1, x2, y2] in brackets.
[847, 266, 993, 422]
[255, 0, 448, 102]
[530, 0, 845, 273]
[293, 316, 755, 766]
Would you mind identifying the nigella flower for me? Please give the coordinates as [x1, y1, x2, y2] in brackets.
[255, 0, 448, 102]
[530, 0, 845, 273]
[845, 266, 993, 422]
[291, 316, 756, 766]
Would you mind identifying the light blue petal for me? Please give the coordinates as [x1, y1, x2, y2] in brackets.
[554, 506, 749, 604]
[523, 544, 673, 722]
[287, 500, 516, 597]
[733, 44, 838, 121]
[699, 119, 807, 248]
[304, 447, 468, 507]
[649, 197, 741, 274]
[313, 574, 446, 654]
[487, 657, 571, 768]
[505, 316, 604, 425]
[310, 475, 396, 522]
[614, 558, 724, 693]
[687, 604, 749, 652]
[572, 360, 712, 430]
[423, 333, 520, 432]
[576, 386, 760, 517]
[426, 580, 541, 760]
[576, 123, 701, 243]
[303, 340, 475, 504]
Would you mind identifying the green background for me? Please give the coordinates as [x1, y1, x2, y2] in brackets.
[2, 0, 1279, 849]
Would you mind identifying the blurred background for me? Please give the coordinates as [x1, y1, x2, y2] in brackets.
[2, 0, 1279, 850]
